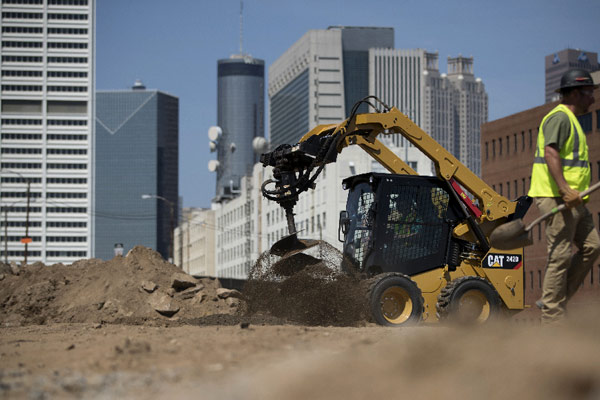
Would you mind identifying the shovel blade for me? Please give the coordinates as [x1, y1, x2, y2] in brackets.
[270, 233, 320, 257]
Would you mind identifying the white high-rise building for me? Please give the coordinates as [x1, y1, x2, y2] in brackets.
[0, 0, 95, 264]
[370, 50, 488, 176]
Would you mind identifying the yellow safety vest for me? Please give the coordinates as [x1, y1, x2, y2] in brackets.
[528, 104, 590, 197]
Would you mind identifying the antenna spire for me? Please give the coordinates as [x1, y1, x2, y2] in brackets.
[239, 0, 244, 55]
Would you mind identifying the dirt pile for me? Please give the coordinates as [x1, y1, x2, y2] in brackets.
[0, 246, 242, 326]
[243, 241, 368, 326]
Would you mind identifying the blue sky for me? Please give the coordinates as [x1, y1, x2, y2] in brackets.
[97, 0, 600, 208]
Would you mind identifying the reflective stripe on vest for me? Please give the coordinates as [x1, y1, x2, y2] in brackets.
[528, 104, 590, 197]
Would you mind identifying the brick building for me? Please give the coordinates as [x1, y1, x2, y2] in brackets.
[481, 83, 600, 314]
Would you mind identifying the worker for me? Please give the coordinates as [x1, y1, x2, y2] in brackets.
[528, 68, 600, 323]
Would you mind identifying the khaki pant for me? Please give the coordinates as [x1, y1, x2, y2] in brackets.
[535, 197, 600, 323]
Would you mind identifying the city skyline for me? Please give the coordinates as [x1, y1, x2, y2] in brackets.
[96, 0, 600, 208]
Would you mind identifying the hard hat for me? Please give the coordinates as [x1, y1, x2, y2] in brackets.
[555, 69, 599, 93]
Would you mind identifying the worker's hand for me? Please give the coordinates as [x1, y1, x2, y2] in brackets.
[559, 186, 582, 208]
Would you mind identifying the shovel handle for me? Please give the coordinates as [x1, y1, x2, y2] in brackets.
[525, 180, 600, 232]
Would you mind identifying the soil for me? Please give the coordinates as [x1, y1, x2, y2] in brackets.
[2, 245, 600, 399]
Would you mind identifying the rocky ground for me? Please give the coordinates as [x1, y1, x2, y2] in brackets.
[1, 246, 600, 399]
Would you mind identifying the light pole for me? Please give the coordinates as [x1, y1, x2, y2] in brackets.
[141, 194, 175, 264]
[1, 169, 32, 265]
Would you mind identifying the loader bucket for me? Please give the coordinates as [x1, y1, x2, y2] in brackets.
[270, 233, 320, 257]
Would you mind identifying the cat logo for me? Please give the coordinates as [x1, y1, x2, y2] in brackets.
[487, 254, 505, 268]
[485, 253, 522, 270]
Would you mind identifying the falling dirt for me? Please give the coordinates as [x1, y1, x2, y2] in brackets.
[243, 240, 369, 326]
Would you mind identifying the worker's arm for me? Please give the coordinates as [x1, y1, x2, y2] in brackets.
[544, 144, 582, 208]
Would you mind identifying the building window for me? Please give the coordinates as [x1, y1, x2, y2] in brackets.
[0, 162, 42, 169]
[529, 129, 534, 148]
[499, 138, 503, 156]
[47, 28, 88, 35]
[2, 70, 43, 78]
[47, 163, 87, 169]
[1, 41, 43, 48]
[578, 112, 592, 133]
[47, 56, 88, 64]
[47, 42, 88, 49]
[2, 85, 43, 91]
[47, 85, 88, 92]
[492, 139, 496, 157]
[1, 133, 42, 140]
[1, 147, 42, 154]
[47, 71, 88, 78]
[48, 0, 89, 5]
[485, 142, 489, 160]
[48, 13, 88, 20]
[47, 134, 87, 141]
[1, 26, 43, 34]
[2, 56, 43, 63]
[1, 12, 43, 19]
[513, 133, 517, 153]
[506, 135, 509, 155]
[521, 131, 525, 150]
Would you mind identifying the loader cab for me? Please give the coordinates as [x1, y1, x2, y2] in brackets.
[339, 173, 463, 277]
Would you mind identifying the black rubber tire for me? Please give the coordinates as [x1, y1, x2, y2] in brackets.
[367, 272, 424, 326]
[436, 276, 502, 324]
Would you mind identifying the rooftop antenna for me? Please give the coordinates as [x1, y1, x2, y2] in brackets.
[239, 0, 244, 55]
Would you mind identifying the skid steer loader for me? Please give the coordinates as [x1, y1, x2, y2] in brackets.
[260, 96, 531, 326]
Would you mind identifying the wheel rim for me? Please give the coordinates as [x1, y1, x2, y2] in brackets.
[380, 287, 413, 324]
[457, 289, 490, 323]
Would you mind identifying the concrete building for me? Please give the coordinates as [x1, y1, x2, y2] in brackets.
[0, 0, 94, 264]
[94, 82, 178, 261]
[369, 50, 488, 177]
[545, 48, 599, 103]
[213, 55, 264, 202]
[268, 26, 393, 148]
[481, 79, 600, 312]
[174, 208, 216, 277]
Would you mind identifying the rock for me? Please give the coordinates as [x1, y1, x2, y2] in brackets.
[9, 261, 20, 276]
[171, 272, 197, 291]
[0, 262, 11, 275]
[216, 288, 242, 299]
[175, 285, 205, 300]
[0, 274, 4, 281]
[148, 292, 180, 317]
[226, 297, 240, 308]
[240, 322, 250, 329]
[141, 280, 157, 293]
[191, 293, 208, 304]
[166, 288, 176, 297]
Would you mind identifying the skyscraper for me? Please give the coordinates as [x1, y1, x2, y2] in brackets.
[370, 50, 487, 176]
[94, 82, 178, 261]
[215, 55, 264, 202]
[545, 48, 599, 103]
[0, 0, 94, 264]
[269, 26, 393, 147]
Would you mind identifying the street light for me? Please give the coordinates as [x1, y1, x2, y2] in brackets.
[141, 194, 175, 263]
[1, 169, 32, 265]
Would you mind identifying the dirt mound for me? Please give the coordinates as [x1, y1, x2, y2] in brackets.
[0, 246, 242, 326]
[244, 241, 368, 326]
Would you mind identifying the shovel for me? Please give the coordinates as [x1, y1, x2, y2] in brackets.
[489, 181, 600, 250]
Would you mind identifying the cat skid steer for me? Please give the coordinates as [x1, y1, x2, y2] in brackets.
[260, 96, 531, 326]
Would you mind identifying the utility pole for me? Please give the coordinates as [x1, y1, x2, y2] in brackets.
[4, 208, 8, 264]
[23, 179, 31, 265]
